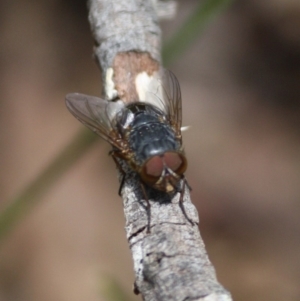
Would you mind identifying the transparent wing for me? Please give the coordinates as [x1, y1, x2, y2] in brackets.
[65, 93, 125, 150]
[160, 69, 182, 136]
[140, 68, 182, 137]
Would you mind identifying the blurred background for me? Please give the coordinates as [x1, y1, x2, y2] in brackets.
[0, 0, 299, 300]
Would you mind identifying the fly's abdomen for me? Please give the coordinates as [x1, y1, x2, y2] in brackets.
[129, 122, 178, 164]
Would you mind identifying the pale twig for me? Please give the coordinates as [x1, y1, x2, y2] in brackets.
[88, 0, 233, 300]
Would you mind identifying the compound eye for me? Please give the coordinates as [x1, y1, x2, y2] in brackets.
[141, 156, 163, 185]
[164, 152, 187, 175]
[145, 156, 164, 177]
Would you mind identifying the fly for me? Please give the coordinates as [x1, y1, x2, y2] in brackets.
[65, 68, 193, 229]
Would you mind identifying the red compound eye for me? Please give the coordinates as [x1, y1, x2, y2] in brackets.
[164, 152, 187, 175]
[140, 156, 163, 185]
[164, 152, 182, 171]
[145, 156, 164, 177]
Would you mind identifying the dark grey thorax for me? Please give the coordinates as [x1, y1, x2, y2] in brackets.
[126, 105, 179, 165]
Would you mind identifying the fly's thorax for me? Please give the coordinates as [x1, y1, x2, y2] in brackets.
[128, 120, 180, 164]
[114, 103, 166, 135]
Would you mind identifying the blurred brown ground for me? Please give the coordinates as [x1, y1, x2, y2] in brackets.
[0, 0, 299, 300]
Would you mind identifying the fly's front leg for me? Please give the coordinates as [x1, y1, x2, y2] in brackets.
[184, 178, 192, 192]
[140, 183, 151, 233]
[178, 178, 194, 226]
[110, 150, 126, 196]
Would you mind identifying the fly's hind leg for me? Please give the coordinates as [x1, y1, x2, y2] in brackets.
[178, 178, 194, 226]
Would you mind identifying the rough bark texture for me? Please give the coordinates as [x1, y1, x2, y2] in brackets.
[87, 0, 233, 300]
[112, 52, 159, 103]
[88, 0, 162, 96]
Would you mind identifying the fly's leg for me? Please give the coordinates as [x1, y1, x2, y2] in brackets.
[118, 173, 126, 196]
[185, 179, 192, 192]
[140, 183, 151, 233]
[133, 281, 140, 295]
[110, 151, 126, 196]
[178, 178, 194, 226]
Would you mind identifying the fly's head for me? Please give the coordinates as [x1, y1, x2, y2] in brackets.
[140, 151, 187, 193]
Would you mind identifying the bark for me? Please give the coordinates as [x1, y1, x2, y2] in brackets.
[87, 0, 233, 300]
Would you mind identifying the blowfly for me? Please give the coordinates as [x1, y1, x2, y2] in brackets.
[65, 68, 192, 227]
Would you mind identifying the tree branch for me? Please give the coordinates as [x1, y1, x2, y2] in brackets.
[87, 0, 232, 300]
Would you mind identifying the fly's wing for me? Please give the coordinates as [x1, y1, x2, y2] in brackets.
[65, 93, 125, 150]
[142, 69, 182, 137]
[160, 69, 182, 136]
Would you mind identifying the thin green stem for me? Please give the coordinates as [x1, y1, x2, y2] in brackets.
[162, 0, 234, 66]
[99, 275, 132, 301]
[0, 129, 97, 240]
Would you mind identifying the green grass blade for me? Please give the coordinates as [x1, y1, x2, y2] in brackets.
[99, 275, 132, 301]
[0, 128, 97, 241]
[162, 0, 234, 66]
